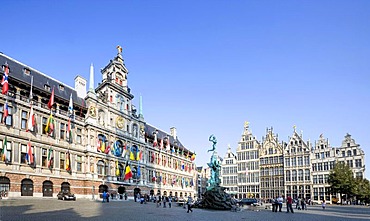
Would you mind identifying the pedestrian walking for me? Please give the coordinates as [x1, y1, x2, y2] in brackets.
[322, 200, 326, 209]
[186, 196, 193, 213]
[286, 195, 294, 213]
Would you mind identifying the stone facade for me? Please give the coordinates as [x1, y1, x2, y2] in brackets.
[221, 122, 366, 204]
[0, 48, 196, 200]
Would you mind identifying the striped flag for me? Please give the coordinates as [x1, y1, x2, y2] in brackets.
[1, 136, 7, 162]
[65, 151, 71, 172]
[1, 63, 9, 95]
[2, 102, 9, 123]
[153, 132, 157, 147]
[47, 147, 53, 169]
[44, 114, 54, 135]
[124, 163, 132, 180]
[26, 141, 34, 164]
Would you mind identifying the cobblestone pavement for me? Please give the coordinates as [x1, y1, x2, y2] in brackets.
[0, 198, 369, 221]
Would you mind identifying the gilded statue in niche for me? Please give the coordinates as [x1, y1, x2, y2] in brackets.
[89, 106, 96, 118]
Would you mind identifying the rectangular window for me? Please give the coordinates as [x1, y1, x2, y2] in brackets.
[324, 162, 329, 171]
[60, 152, 65, 170]
[76, 155, 82, 172]
[20, 144, 33, 164]
[42, 117, 47, 135]
[42, 148, 47, 167]
[60, 123, 65, 140]
[0, 104, 13, 126]
[304, 156, 310, 165]
[21, 110, 27, 129]
[355, 159, 362, 168]
[318, 175, 323, 184]
[298, 157, 303, 166]
[318, 163, 323, 171]
[77, 128, 82, 144]
[292, 158, 297, 166]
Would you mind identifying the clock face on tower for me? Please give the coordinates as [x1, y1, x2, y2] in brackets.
[116, 116, 124, 129]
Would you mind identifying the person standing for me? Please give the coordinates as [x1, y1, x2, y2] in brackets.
[286, 195, 294, 213]
[102, 191, 107, 203]
[168, 196, 172, 208]
[277, 195, 283, 212]
[186, 196, 193, 213]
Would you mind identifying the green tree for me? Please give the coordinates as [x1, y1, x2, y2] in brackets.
[352, 178, 370, 204]
[328, 162, 355, 201]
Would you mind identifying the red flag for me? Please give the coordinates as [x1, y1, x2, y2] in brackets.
[47, 87, 54, 109]
[1, 63, 9, 95]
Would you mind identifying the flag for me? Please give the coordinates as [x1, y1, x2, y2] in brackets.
[68, 93, 73, 117]
[44, 113, 54, 135]
[97, 137, 101, 152]
[47, 147, 53, 168]
[137, 165, 141, 177]
[26, 141, 34, 164]
[159, 138, 163, 150]
[245, 166, 249, 176]
[190, 153, 196, 161]
[124, 164, 132, 180]
[151, 152, 155, 163]
[1, 63, 9, 95]
[136, 150, 142, 161]
[1, 136, 7, 162]
[104, 142, 110, 154]
[26, 104, 36, 132]
[115, 161, 120, 176]
[101, 138, 106, 153]
[47, 87, 54, 109]
[166, 137, 170, 151]
[2, 102, 9, 123]
[67, 118, 72, 143]
[65, 151, 71, 172]
[130, 146, 136, 161]
[153, 132, 157, 147]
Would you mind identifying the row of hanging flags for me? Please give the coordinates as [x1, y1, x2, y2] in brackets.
[151, 172, 194, 188]
[0, 62, 72, 171]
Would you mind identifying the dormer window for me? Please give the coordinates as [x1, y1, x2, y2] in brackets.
[44, 84, 51, 91]
[59, 84, 64, 91]
[23, 68, 31, 75]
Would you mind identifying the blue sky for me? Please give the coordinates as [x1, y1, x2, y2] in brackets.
[2, 0, 370, 178]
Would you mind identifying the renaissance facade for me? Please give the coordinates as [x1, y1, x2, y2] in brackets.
[0, 47, 196, 200]
[224, 122, 365, 204]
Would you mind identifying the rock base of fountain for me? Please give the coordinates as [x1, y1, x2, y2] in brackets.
[196, 186, 237, 210]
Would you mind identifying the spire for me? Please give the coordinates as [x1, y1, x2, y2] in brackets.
[89, 63, 95, 92]
[139, 95, 143, 118]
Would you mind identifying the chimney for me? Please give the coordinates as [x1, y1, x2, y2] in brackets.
[74, 75, 87, 98]
[170, 127, 177, 140]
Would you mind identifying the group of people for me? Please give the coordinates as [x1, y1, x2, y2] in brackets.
[154, 195, 173, 208]
[271, 195, 299, 213]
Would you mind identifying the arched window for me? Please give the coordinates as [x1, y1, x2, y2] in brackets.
[97, 160, 106, 175]
[0, 176, 10, 193]
[61, 182, 70, 193]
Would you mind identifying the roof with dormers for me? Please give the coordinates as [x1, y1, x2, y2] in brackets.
[0, 53, 86, 108]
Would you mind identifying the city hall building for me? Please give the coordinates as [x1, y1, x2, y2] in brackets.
[0, 47, 196, 200]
